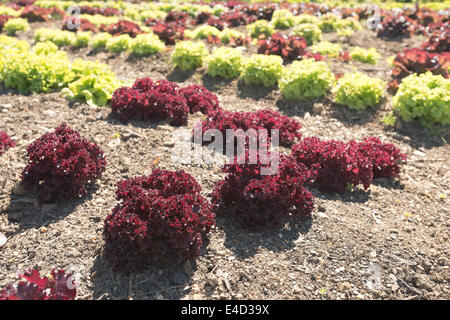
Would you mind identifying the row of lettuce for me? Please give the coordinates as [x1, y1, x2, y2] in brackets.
[154, 43, 449, 128]
[1, 0, 448, 44]
[1, 1, 363, 30]
[1, 0, 446, 75]
[26, 24, 377, 61]
[0, 35, 123, 106]
[5, 0, 449, 20]
[1, 34, 448, 128]
[0, 6, 367, 42]
[0, 3, 377, 62]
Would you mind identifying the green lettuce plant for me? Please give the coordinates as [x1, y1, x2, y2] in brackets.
[0, 35, 122, 107]
[310, 41, 341, 58]
[34, 28, 76, 47]
[240, 54, 283, 87]
[79, 14, 119, 27]
[279, 59, 334, 100]
[294, 14, 321, 25]
[247, 20, 274, 38]
[74, 31, 92, 48]
[332, 72, 385, 109]
[61, 74, 122, 107]
[130, 33, 165, 57]
[171, 41, 208, 71]
[91, 32, 112, 50]
[350, 47, 381, 64]
[207, 47, 243, 79]
[0, 40, 71, 94]
[0, 6, 22, 17]
[184, 25, 220, 39]
[393, 72, 450, 128]
[4, 18, 29, 36]
[106, 34, 132, 53]
[293, 23, 322, 45]
[270, 9, 295, 30]
[219, 28, 245, 44]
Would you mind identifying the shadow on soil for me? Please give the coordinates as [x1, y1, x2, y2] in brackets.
[104, 112, 177, 130]
[275, 96, 328, 118]
[166, 68, 196, 83]
[217, 215, 312, 259]
[307, 186, 371, 204]
[0, 85, 32, 97]
[372, 178, 405, 190]
[310, 178, 404, 203]
[237, 81, 277, 100]
[4, 184, 99, 234]
[328, 101, 382, 126]
[89, 251, 195, 300]
[201, 74, 234, 92]
[276, 96, 379, 125]
[322, 188, 370, 204]
[389, 121, 449, 150]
